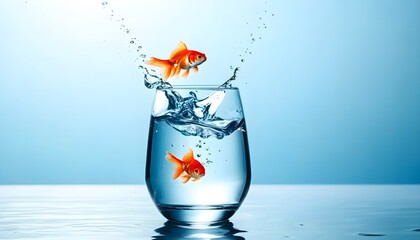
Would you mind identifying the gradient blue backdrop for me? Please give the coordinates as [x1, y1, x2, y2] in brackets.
[1, 0, 419, 184]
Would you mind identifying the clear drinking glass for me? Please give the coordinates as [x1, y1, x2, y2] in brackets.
[145, 86, 251, 225]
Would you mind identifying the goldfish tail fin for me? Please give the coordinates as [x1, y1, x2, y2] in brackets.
[166, 152, 184, 179]
[146, 57, 173, 81]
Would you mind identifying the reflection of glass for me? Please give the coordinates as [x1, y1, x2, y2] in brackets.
[153, 221, 246, 240]
[146, 86, 251, 225]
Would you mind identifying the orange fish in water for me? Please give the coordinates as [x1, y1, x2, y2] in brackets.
[166, 149, 205, 183]
[146, 41, 207, 81]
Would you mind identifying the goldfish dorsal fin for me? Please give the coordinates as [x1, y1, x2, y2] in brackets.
[182, 149, 194, 163]
[169, 41, 188, 59]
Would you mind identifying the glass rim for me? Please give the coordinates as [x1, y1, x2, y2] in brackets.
[161, 85, 239, 90]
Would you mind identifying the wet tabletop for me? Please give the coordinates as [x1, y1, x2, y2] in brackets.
[0, 185, 419, 240]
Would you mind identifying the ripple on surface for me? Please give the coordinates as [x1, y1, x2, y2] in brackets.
[358, 233, 386, 237]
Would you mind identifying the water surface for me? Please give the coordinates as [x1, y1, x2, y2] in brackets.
[0, 185, 419, 239]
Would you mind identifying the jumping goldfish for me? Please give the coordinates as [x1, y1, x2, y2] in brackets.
[166, 149, 205, 183]
[146, 41, 207, 81]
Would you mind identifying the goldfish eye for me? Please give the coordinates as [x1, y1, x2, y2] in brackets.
[197, 55, 202, 59]
[194, 169, 199, 174]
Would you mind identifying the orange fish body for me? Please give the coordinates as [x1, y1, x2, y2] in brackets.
[166, 149, 205, 183]
[146, 41, 207, 81]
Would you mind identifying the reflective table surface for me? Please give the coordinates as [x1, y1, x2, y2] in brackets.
[1, 185, 419, 239]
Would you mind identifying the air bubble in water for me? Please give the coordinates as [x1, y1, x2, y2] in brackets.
[130, 40, 134, 44]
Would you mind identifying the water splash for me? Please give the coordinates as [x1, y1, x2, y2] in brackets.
[152, 88, 244, 139]
[138, 65, 171, 89]
[219, 67, 240, 88]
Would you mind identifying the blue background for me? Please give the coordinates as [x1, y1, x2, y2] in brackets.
[1, 0, 419, 184]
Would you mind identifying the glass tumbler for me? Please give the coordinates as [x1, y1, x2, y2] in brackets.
[145, 86, 251, 225]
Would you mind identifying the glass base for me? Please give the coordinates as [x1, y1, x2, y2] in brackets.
[157, 204, 239, 226]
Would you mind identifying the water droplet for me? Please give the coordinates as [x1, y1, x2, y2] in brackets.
[203, 142, 206, 145]
[252, 38, 255, 42]
[171, 144, 173, 147]
[249, 51, 252, 54]
[241, 59, 245, 62]
[272, 13, 275, 16]
[130, 40, 134, 44]
[208, 153, 211, 156]
[230, 66, 234, 69]
[155, 130, 158, 133]
[197, 154, 201, 157]
[139, 54, 146, 58]
[259, 17, 262, 20]
[102, 1, 108, 5]
[250, 33, 253, 36]
[126, 29, 130, 34]
[218, 150, 221, 152]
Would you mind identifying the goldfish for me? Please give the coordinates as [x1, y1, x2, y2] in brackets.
[166, 149, 205, 183]
[146, 41, 207, 81]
